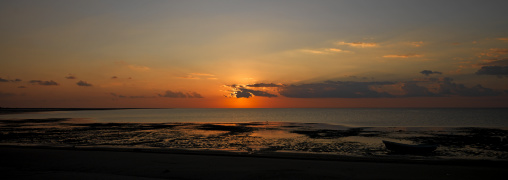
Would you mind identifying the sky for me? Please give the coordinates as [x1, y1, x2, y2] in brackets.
[1, 0, 508, 108]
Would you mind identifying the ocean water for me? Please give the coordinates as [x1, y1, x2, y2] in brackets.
[1, 108, 507, 127]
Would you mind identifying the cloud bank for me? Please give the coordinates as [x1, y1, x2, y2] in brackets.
[475, 59, 508, 77]
[224, 75, 502, 99]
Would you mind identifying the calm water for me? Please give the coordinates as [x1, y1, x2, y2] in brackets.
[2, 108, 508, 127]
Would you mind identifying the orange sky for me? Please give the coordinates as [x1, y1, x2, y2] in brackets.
[1, 1, 508, 108]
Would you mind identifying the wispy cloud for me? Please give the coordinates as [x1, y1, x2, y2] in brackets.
[409, 41, 424, 47]
[497, 38, 508, 42]
[336, 41, 378, 48]
[481, 48, 508, 58]
[177, 73, 216, 80]
[29, 80, 59, 86]
[383, 53, 423, 58]
[116, 61, 150, 72]
[300, 48, 350, 54]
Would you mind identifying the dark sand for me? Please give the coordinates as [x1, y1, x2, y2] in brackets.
[1, 146, 506, 180]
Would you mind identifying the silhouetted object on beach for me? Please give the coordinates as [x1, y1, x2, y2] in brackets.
[383, 140, 437, 154]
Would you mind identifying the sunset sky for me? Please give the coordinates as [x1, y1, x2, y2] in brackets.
[1, 0, 508, 108]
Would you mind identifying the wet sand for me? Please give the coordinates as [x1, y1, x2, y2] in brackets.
[1, 146, 506, 180]
[1, 118, 507, 161]
[1, 114, 507, 179]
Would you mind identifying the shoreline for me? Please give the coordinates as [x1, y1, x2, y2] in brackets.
[1, 145, 506, 180]
[0, 108, 155, 115]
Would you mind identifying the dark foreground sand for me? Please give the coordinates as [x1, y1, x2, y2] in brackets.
[1, 147, 506, 180]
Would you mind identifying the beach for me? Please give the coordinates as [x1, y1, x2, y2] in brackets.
[1, 146, 507, 180]
[1, 109, 507, 179]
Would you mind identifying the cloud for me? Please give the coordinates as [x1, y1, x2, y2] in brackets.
[128, 65, 150, 71]
[226, 84, 278, 98]
[178, 73, 216, 80]
[29, 80, 59, 86]
[234, 88, 277, 98]
[336, 41, 378, 48]
[0, 77, 21, 82]
[279, 81, 395, 98]
[435, 78, 500, 96]
[225, 77, 503, 99]
[300, 48, 350, 54]
[246, 83, 283, 88]
[476, 66, 508, 77]
[420, 70, 442, 76]
[477, 59, 508, 66]
[497, 38, 508, 42]
[116, 61, 150, 72]
[481, 48, 508, 57]
[474, 59, 508, 77]
[300, 49, 327, 54]
[76, 81, 93, 87]
[111, 76, 118, 79]
[65, 74, 77, 79]
[158, 90, 204, 98]
[409, 41, 424, 47]
[383, 54, 423, 58]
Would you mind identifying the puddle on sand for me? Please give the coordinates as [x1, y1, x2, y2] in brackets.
[250, 130, 304, 139]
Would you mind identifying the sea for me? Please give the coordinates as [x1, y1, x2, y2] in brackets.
[2, 108, 507, 127]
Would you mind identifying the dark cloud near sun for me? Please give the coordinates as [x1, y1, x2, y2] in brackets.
[225, 77, 503, 99]
[158, 90, 204, 98]
[226, 84, 278, 98]
[420, 70, 442, 76]
[233, 88, 278, 98]
[29, 80, 59, 86]
[279, 81, 395, 98]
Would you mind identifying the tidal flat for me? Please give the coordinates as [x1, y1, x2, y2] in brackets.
[1, 118, 507, 161]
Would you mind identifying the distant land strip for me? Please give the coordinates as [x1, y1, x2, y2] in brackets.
[0, 108, 160, 115]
